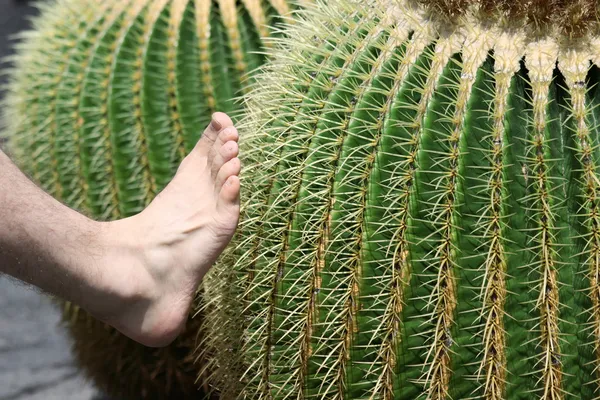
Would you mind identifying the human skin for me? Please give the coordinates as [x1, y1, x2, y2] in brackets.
[0, 112, 241, 347]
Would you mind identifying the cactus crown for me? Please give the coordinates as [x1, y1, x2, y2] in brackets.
[416, 0, 599, 37]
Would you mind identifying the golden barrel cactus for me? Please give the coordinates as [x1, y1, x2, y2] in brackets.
[200, 0, 600, 398]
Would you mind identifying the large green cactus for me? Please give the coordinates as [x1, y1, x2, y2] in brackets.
[2, 0, 296, 398]
[201, 0, 600, 398]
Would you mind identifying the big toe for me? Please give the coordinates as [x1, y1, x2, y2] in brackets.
[193, 112, 234, 157]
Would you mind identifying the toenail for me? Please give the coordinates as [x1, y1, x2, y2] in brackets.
[223, 127, 236, 137]
[211, 116, 222, 131]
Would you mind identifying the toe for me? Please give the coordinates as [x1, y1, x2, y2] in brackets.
[219, 175, 241, 206]
[216, 157, 241, 190]
[216, 126, 239, 145]
[212, 138, 239, 179]
[193, 112, 234, 156]
[211, 126, 239, 160]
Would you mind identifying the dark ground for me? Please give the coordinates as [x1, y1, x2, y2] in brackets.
[0, 277, 99, 400]
[0, 0, 36, 92]
[0, 1, 108, 399]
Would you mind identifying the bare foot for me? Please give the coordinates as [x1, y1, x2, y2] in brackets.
[91, 113, 241, 347]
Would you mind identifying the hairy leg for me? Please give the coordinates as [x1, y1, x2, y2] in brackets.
[0, 112, 240, 347]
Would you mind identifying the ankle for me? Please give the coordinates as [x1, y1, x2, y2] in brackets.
[92, 218, 191, 347]
[83, 219, 155, 322]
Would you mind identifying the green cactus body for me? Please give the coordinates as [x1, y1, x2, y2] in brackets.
[3, 0, 296, 398]
[203, 0, 600, 398]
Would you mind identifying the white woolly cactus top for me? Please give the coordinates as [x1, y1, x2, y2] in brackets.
[413, 0, 599, 38]
[387, 0, 599, 142]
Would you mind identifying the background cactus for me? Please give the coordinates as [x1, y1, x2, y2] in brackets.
[2, 0, 296, 398]
[63, 306, 204, 400]
[201, 0, 600, 398]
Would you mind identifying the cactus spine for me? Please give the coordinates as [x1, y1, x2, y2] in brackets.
[202, 0, 600, 398]
[3, 0, 295, 398]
